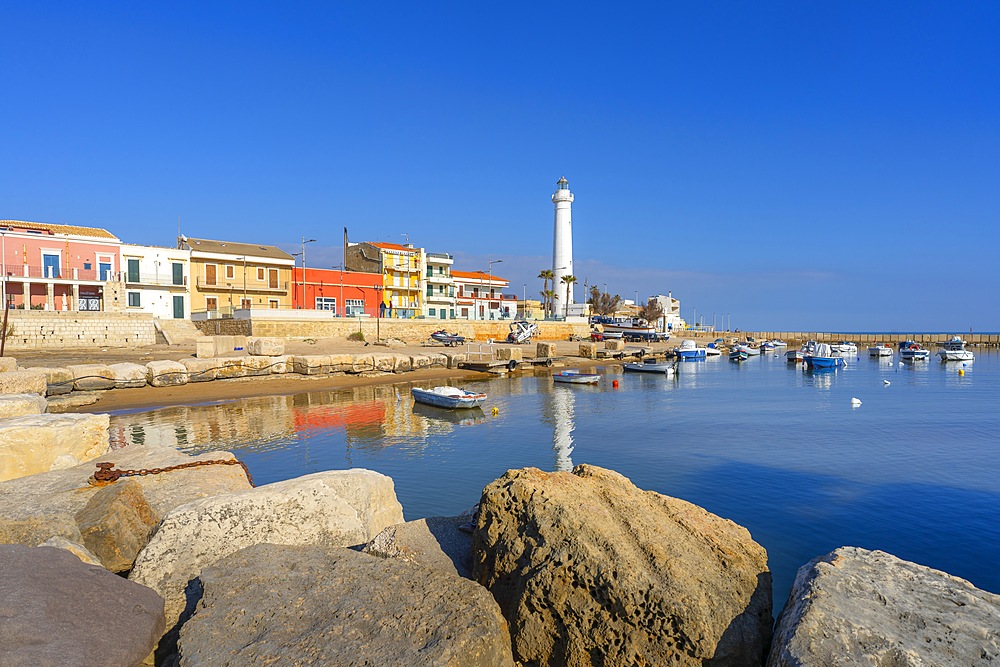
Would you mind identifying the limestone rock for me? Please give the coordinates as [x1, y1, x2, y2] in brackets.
[290, 354, 329, 375]
[370, 352, 396, 372]
[0, 544, 165, 667]
[496, 346, 523, 361]
[0, 356, 18, 372]
[27, 366, 74, 396]
[328, 353, 354, 372]
[536, 341, 557, 357]
[45, 392, 101, 412]
[109, 362, 148, 389]
[38, 536, 102, 566]
[268, 354, 288, 374]
[363, 513, 475, 579]
[441, 351, 466, 368]
[605, 339, 625, 351]
[177, 544, 515, 667]
[67, 363, 115, 391]
[0, 413, 110, 483]
[768, 546, 1000, 666]
[578, 342, 597, 358]
[0, 445, 252, 549]
[393, 353, 412, 372]
[0, 393, 47, 418]
[146, 360, 188, 387]
[213, 356, 245, 379]
[0, 369, 47, 396]
[180, 358, 217, 382]
[474, 465, 773, 667]
[350, 353, 375, 373]
[247, 336, 284, 356]
[242, 356, 273, 377]
[195, 338, 215, 359]
[409, 354, 431, 370]
[129, 469, 404, 630]
[75, 479, 162, 573]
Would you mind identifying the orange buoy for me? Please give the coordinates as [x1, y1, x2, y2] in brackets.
[613, 380, 619, 388]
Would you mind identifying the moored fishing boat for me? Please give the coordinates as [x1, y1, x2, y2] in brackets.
[867, 343, 893, 358]
[552, 370, 600, 384]
[674, 339, 707, 360]
[898, 340, 930, 361]
[411, 386, 487, 409]
[937, 336, 975, 362]
[804, 343, 846, 369]
[591, 316, 658, 342]
[623, 358, 676, 374]
[729, 348, 749, 362]
[830, 341, 858, 357]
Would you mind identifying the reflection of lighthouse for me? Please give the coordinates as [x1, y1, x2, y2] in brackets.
[552, 176, 574, 307]
[550, 387, 575, 472]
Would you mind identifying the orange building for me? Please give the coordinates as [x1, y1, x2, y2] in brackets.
[290, 267, 384, 316]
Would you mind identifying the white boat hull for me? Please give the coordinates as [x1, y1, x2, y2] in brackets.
[939, 350, 975, 362]
[623, 362, 675, 374]
[868, 347, 893, 357]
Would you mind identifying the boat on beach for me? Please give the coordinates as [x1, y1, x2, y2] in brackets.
[552, 370, 600, 384]
[591, 316, 659, 342]
[804, 343, 846, 369]
[411, 386, 487, 409]
[898, 341, 931, 361]
[623, 358, 676, 374]
[429, 330, 466, 347]
[506, 320, 539, 344]
[938, 336, 975, 362]
[867, 343, 893, 358]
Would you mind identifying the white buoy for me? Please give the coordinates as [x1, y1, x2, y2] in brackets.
[883, 380, 891, 386]
[851, 397, 862, 407]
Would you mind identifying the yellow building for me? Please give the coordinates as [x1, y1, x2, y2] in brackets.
[180, 236, 295, 316]
[344, 241, 423, 318]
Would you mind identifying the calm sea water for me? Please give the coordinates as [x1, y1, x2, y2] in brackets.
[108, 349, 1000, 607]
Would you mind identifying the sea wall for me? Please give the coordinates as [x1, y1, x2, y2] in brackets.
[230, 318, 589, 343]
[742, 332, 1000, 347]
[1, 311, 156, 350]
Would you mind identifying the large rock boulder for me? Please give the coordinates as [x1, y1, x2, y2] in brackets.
[0, 393, 47, 418]
[75, 479, 162, 573]
[0, 545, 165, 667]
[0, 445, 252, 549]
[290, 354, 329, 375]
[0, 413, 110, 483]
[146, 360, 188, 387]
[27, 366, 74, 396]
[129, 469, 404, 631]
[370, 352, 396, 372]
[363, 512, 476, 578]
[109, 362, 148, 389]
[474, 465, 773, 667]
[177, 544, 515, 667]
[0, 356, 18, 372]
[67, 364, 115, 391]
[768, 546, 1000, 666]
[0, 369, 47, 396]
[179, 358, 217, 382]
[247, 336, 284, 356]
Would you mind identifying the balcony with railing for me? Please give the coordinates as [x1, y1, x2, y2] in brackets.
[3, 264, 106, 281]
[125, 272, 188, 287]
[196, 277, 289, 292]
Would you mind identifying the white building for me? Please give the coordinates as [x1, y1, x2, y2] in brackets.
[651, 292, 684, 332]
[422, 250, 456, 320]
[120, 244, 192, 319]
[453, 270, 516, 321]
[551, 176, 575, 311]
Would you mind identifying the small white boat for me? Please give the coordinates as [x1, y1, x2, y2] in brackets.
[898, 341, 931, 361]
[786, 349, 805, 363]
[412, 386, 487, 409]
[737, 343, 761, 356]
[805, 343, 846, 369]
[867, 343, 893, 358]
[830, 341, 858, 356]
[623, 358, 676, 374]
[938, 336, 975, 362]
[704, 344, 722, 357]
[553, 370, 600, 385]
[674, 339, 707, 360]
[769, 339, 788, 347]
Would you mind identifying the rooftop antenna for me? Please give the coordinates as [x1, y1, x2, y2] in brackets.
[401, 233, 409, 244]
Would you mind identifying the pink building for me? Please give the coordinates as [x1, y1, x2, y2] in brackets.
[0, 220, 121, 311]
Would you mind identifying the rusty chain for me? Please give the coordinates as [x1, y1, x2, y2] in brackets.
[90, 459, 255, 487]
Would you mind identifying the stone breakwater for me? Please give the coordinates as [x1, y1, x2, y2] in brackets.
[1, 431, 998, 666]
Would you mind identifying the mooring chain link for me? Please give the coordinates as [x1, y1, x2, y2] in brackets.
[91, 459, 255, 487]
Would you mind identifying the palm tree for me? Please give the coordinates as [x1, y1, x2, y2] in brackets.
[538, 269, 554, 317]
[540, 289, 554, 319]
[560, 275, 577, 319]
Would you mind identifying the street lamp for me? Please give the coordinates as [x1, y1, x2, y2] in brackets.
[522, 284, 526, 318]
[297, 237, 317, 309]
[332, 264, 345, 317]
[487, 258, 502, 320]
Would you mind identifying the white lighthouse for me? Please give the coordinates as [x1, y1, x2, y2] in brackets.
[551, 176, 574, 306]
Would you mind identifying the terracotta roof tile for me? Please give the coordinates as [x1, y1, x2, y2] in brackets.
[0, 220, 119, 240]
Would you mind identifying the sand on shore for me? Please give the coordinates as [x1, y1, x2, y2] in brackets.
[9, 331, 728, 413]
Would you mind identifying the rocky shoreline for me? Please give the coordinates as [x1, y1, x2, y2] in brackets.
[1, 350, 999, 665]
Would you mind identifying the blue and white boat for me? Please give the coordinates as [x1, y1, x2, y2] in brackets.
[411, 386, 487, 409]
[674, 339, 707, 360]
[938, 336, 975, 362]
[804, 343, 846, 369]
[729, 348, 749, 362]
[898, 341, 931, 361]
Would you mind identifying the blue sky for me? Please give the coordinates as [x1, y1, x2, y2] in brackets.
[3, 2, 998, 331]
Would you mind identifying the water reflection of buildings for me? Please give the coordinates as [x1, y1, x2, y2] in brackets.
[549, 386, 575, 472]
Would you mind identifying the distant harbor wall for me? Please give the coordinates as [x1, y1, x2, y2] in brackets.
[742, 332, 1000, 347]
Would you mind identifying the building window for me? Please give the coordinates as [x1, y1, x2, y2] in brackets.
[257, 267, 265, 281]
[461, 308, 469, 317]
[206, 297, 218, 311]
[449, 309, 455, 319]
[429, 308, 436, 317]
[126, 258, 140, 283]
[42, 253, 61, 278]
[439, 310, 446, 320]
[226, 265, 235, 280]
[269, 299, 279, 309]
[205, 264, 218, 286]
[240, 298, 252, 309]
[316, 297, 336, 311]
[127, 292, 140, 308]
[345, 299, 364, 317]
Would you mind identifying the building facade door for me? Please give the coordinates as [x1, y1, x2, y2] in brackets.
[127, 258, 140, 283]
[172, 262, 184, 286]
[172, 295, 184, 319]
[205, 264, 217, 285]
[268, 269, 278, 289]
